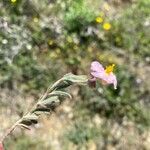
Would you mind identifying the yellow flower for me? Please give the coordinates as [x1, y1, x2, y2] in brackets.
[103, 2, 111, 11]
[67, 36, 73, 43]
[88, 47, 92, 53]
[50, 52, 57, 59]
[103, 23, 111, 30]
[33, 17, 39, 23]
[48, 40, 54, 46]
[11, 0, 17, 3]
[56, 48, 61, 54]
[73, 45, 78, 50]
[95, 17, 103, 23]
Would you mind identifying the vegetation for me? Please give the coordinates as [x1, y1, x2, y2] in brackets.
[0, 0, 149, 149]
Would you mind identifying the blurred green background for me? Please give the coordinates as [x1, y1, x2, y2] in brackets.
[0, 0, 150, 149]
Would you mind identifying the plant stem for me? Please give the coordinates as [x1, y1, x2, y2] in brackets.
[0, 78, 63, 143]
[0, 119, 22, 143]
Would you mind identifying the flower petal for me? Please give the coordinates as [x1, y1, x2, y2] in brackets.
[91, 61, 105, 72]
[100, 73, 117, 89]
[0, 143, 4, 150]
[91, 71, 104, 78]
[113, 75, 117, 89]
[90, 61, 117, 89]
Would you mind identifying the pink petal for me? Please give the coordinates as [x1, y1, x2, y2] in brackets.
[101, 73, 117, 89]
[91, 71, 104, 78]
[113, 76, 117, 89]
[0, 143, 4, 150]
[91, 61, 105, 72]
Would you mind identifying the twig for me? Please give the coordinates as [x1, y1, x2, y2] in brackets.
[0, 119, 21, 143]
[0, 74, 87, 144]
[0, 80, 55, 143]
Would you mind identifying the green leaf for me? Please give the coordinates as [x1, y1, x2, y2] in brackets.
[33, 110, 50, 116]
[33, 107, 51, 114]
[51, 73, 88, 90]
[38, 96, 60, 108]
[23, 114, 38, 121]
[49, 91, 72, 99]
[21, 114, 38, 125]
[63, 73, 88, 84]
[18, 124, 31, 130]
[20, 120, 33, 126]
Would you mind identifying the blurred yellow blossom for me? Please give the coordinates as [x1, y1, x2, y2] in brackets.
[95, 17, 103, 23]
[56, 48, 61, 54]
[11, 0, 17, 3]
[103, 23, 111, 30]
[88, 47, 92, 53]
[48, 40, 54, 46]
[77, 56, 81, 62]
[33, 17, 39, 23]
[67, 36, 73, 43]
[73, 45, 78, 50]
[103, 2, 111, 11]
[115, 37, 121, 43]
[50, 52, 57, 59]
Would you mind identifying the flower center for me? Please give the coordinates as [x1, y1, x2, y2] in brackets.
[105, 64, 115, 74]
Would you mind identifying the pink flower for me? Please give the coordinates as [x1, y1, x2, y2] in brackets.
[90, 61, 117, 89]
[0, 142, 4, 150]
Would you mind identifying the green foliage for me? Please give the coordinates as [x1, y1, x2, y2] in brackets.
[0, 0, 149, 124]
[79, 65, 150, 126]
[64, 0, 96, 33]
[65, 121, 100, 145]
[5, 135, 48, 150]
[105, 0, 150, 58]
[0, 0, 150, 149]
[18, 73, 88, 129]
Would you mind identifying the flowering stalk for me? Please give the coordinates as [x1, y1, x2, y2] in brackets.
[0, 73, 88, 145]
[0, 61, 117, 148]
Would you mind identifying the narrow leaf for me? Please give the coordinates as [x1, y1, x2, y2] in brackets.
[18, 124, 31, 130]
[38, 96, 60, 107]
[49, 91, 72, 99]
[63, 73, 88, 84]
[22, 114, 38, 121]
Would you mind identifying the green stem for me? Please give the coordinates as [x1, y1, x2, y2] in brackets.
[0, 77, 65, 143]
